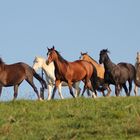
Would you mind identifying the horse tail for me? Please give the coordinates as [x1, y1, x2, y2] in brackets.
[33, 69, 47, 89]
[90, 64, 99, 90]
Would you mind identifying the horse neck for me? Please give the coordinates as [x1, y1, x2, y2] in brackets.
[104, 56, 116, 71]
[53, 58, 67, 75]
[87, 56, 99, 68]
[135, 62, 140, 70]
[42, 60, 55, 77]
[0, 63, 5, 71]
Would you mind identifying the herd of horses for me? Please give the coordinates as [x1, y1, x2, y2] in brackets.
[0, 46, 140, 100]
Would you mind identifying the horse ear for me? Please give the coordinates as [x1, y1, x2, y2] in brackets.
[52, 46, 55, 50]
[106, 49, 110, 53]
[47, 47, 50, 51]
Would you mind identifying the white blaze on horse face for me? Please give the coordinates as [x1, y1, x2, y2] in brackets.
[47, 52, 51, 64]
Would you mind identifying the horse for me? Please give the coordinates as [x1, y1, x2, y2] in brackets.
[0, 58, 47, 100]
[99, 49, 136, 96]
[134, 52, 140, 96]
[46, 46, 98, 99]
[80, 52, 111, 96]
[33, 56, 81, 100]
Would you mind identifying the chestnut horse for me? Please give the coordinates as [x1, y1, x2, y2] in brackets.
[0, 58, 47, 100]
[80, 52, 111, 96]
[46, 46, 98, 99]
[33, 56, 81, 100]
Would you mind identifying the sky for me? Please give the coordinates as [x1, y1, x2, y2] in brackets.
[0, 0, 140, 100]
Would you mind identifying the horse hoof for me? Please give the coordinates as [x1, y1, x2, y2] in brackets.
[39, 98, 44, 101]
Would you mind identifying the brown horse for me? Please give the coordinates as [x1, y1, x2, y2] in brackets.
[0, 58, 47, 100]
[80, 52, 111, 96]
[46, 46, 98, 98]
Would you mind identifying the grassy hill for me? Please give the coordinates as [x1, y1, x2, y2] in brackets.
[0, 97, 140, 140]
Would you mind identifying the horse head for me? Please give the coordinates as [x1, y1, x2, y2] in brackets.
[46, 46, 58, 65]
[33, 56, 44, 71]
[79, 52, 88, 60]
[99, 49, 110, 64]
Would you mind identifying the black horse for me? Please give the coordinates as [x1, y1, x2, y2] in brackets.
[99, 49, 136, 96]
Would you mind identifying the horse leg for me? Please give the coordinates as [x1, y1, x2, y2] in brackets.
[122, 83, 129, 96]
[134, 85, 138, 96]
[81, 85, 87, 97]
[13, 85, 19, 100]
[26, 79, 41, 100]
[101, 91, 106, 97]
[47, 84, 53, 100]
[68, 81, 75, 98]
[0, 86, 3, 97]
[58, 83, 64, 99]
[51, 86, 57, 99]
[128, 80, 132, 96]
[51, 80, 61, 99]
[81, 78, 89, 97]
[86, 89, 91, 96]
[84, 79, 96, 98]
[106, 85, 111, 96]
[73, 82, 81, 97]
[87, 82, 96, 98]
[115, 84, 120, 96]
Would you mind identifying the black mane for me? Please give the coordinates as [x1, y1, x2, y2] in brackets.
[55, 50, 68, 63]
[88, 54, 98, 64]
[100, 49, 110, 54]
[0, 58, 5, 64]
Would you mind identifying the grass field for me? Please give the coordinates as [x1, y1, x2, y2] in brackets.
[0, 96, 140, 140]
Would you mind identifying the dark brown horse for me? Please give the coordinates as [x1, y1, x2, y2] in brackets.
[0, 58, 47, 100]
[46, 46, 98, 98]
[99, 49, 135, 96]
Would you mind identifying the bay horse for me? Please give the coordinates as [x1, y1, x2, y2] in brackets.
[99, 49, 135, 96]
[33, 56, 81, 100]
[0, 58, 47, 100]
[46, 46, 98, 99]
[134, 52, 140, 95]
[80, 52, 111, 96]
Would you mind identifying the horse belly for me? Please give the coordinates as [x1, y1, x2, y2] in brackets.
[4, 73, 25, 86]
[72, 69, 86, 82]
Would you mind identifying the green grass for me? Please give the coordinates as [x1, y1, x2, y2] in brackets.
[0, 97, 140, 140]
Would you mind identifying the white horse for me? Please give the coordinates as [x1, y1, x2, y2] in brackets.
[33, 56, 81, 100]
[134, 52, 140, 96]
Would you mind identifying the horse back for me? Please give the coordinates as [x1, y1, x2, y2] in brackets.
[0, 62, 28, 86]
[118, 62, 136, 79]
[71, 60, 94, 73]
[62, 60, 95, 82]
[4, 62, 27, 73]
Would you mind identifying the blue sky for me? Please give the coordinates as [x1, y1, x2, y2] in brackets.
[0, 0, 140, 100]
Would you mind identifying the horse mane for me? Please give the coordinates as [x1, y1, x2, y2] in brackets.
[55, 50, 68, 63]
[86, 54, 98, 64]
[0, 58, 5, 65]
[100, 49, 110, 54]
